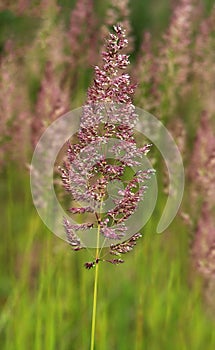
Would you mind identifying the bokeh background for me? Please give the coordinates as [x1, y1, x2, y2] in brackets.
[0, 0, 215, 349]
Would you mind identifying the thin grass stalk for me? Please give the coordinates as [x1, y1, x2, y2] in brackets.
[90, 222, 101, 350]
[90, 197, 104, 350]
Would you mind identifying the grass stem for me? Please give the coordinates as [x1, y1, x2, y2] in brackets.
[90, 222, 101, 350]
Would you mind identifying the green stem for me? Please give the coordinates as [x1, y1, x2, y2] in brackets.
[90, 223, 101, 350]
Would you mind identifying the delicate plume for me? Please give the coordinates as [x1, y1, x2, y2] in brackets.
[190, 111, 215, 287]
[25, 2, 66, 76]
[60, 25, 155, 267]
[32, 61, 70, 146]
[193, 6, 215, 115]
[189, 111, 215, 210]
[159, 0, 195, 119]
[87, 25, 136, 104]
[192, 204, 215, 279]
[0, 41, 30, 167]
[134, 32, 160, 114]
[110, 233, 142, 255]
[0, 0, 61, 16]
[63, 218, 85, 251]
[101, 0, 134, 53]
[161, 0, 194, 82]
[68, 0, 98, 66]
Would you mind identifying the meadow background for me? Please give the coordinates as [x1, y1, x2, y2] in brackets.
[0, 0, 215, 349]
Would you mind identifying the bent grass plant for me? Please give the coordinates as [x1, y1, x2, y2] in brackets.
[59, 25, 155, 349]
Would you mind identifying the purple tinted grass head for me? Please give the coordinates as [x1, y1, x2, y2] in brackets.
[190, 111, 215, 281]
[60, 25, 155, 268]
[0, 41, 30, 167]
[68, 0, 98, 66]
[161, 0, 194, 79]
[134, 31, 160, 114]
[101, 0, 134, 54]
[0, 0, 29, 15]
[32, 61, 70, 147]
[157, 0, 196, 120]
[134, 0, 196, 119]
[87, 25, 136, 104]
[0, 0, 60, 16]
[192, 203, 215, 279]
[189, 111, 215, 210]
[26, 2, 66, 68]
[193, 6, 215, 115]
